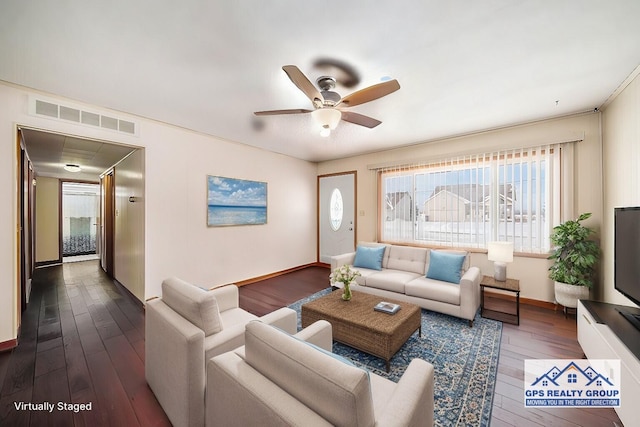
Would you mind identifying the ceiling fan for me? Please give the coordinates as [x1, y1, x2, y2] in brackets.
[254, 65, 400, 137]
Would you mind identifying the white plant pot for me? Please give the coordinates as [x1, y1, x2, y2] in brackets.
[554, 281, 590, 308]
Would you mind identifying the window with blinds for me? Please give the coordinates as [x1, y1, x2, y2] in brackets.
[379, 144, 561, 254]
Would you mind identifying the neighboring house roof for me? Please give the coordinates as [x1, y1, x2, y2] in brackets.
[482, 193, 515, 204]
[385, 192, 411, 209]
[427, 184, 515, 203]
[424, 189, 471, 204]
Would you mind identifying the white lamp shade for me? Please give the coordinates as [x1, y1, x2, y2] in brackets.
[487, 241, 513, 263]
[311, 108, 341, 130]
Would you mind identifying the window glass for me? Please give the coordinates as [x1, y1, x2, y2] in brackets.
[329, 188, 343, 231]
[379, 145, 559, 254]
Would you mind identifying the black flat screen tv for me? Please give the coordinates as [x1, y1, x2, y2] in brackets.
[614, 207, 640, 331]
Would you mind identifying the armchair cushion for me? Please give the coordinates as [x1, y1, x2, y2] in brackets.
[162, 277, 222, 336]
[244, 321, 375, 427]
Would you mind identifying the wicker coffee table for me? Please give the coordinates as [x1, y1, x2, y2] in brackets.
[301, 291, 421, 372]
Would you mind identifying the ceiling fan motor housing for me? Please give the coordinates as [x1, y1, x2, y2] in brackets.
[317, 76, 341, 106]
[321, 91, 341, 106]
[316, 76, 336, 90]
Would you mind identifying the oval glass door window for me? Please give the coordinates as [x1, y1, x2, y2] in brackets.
[329, 188, 343, 231]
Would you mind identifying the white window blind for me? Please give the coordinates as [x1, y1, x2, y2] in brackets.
[377, 144, 563, 254]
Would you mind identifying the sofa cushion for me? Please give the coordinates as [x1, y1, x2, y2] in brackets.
[406, 277, 461, 305]
[426, 251, 466, 284]
[386, 246, 429, 275]
[161, 277, 223, 336]
[365, 270, 421, 293]
[244, 321, 375, 427]
[348, 267, 378, 286]
[353, 245, 385, 271]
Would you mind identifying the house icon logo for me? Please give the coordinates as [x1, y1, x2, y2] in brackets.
[524, 359, 620, 408]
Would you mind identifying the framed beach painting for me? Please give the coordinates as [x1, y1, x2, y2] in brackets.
[207, 176, 267, 226]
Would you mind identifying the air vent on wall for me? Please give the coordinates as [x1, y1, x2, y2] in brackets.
[30, 97, 138, 136]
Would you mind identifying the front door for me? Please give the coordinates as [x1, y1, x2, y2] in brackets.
[318, 172, 356, 264]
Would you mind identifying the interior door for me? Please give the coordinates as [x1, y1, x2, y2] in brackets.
[100, 170, 115, 277]
[318, 172, 356, 264]
[18, 140, 27, 313]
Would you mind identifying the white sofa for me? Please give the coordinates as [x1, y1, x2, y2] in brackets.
[146, 277, 297, 427]
[206, 320, 435, 427]
[331, 243, 482, 326]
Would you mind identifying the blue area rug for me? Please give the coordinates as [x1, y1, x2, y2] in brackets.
[288, 289, 502, 427]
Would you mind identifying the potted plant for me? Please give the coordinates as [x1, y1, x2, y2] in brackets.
[548, 212, 600, 310]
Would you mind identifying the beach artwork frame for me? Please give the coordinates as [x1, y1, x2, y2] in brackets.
[207, 176, 267, 226]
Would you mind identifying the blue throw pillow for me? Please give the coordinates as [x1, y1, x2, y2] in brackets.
[426, 251, 466, 284]
[353, 245, 385, 270]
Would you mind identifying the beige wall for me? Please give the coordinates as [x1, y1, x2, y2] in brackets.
[35, 176, 59, 263]
[3, 74, 632, 346]
[602, 71, 640, 307]
[0, 82, 318, 344]
[318, 113, 603, 303]
[114, 149, 145, 302]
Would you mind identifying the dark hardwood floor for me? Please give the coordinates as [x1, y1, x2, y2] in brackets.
[0, 261, 622, 426]
[490, 301, 622, 427]
[0, 260, 171, 427]
[238, 265, 329, 316]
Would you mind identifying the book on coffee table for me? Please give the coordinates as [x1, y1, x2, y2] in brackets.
[374, 301, 401, 314]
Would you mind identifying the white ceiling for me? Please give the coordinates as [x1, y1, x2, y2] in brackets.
[2, 1, 640, 163]
[20, 128, 135, 182]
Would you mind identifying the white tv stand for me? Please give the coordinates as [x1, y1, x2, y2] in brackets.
[577, 300, 640, 426]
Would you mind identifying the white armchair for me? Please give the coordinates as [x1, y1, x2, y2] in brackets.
[207, 321, 435, 427]
[145, 277, 297, 427]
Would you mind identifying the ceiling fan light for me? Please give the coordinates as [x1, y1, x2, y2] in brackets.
[319, 127, 331, 137]
[64, 164, 82, 173]
[311, 108, 341, 131]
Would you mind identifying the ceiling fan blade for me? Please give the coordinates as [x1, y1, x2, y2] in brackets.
[282, 65, 324, 107]
[338, 79, 400, 107]
[254, 109, 313, 116]
[340, 111, 382, 128]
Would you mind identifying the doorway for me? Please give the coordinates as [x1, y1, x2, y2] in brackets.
[61, 182, 100, 263]
[318, 172, 356, 264]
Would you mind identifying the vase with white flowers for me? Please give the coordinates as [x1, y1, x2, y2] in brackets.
[330, 264, 361, 301]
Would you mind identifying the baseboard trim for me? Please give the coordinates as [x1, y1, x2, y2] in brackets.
[523, 297, 558, 311]
[0, 338, 17, 352]
[35, 260, 62, 268]
[113, 278, 144, 309]
[234, 263, 328, 287]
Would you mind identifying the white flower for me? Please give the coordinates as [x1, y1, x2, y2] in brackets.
[330, 264, 361, 285]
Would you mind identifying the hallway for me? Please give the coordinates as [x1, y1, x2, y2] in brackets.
[0, 261, 170, 426]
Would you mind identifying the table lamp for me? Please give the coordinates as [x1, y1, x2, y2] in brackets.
[487, 241, 513, 281]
